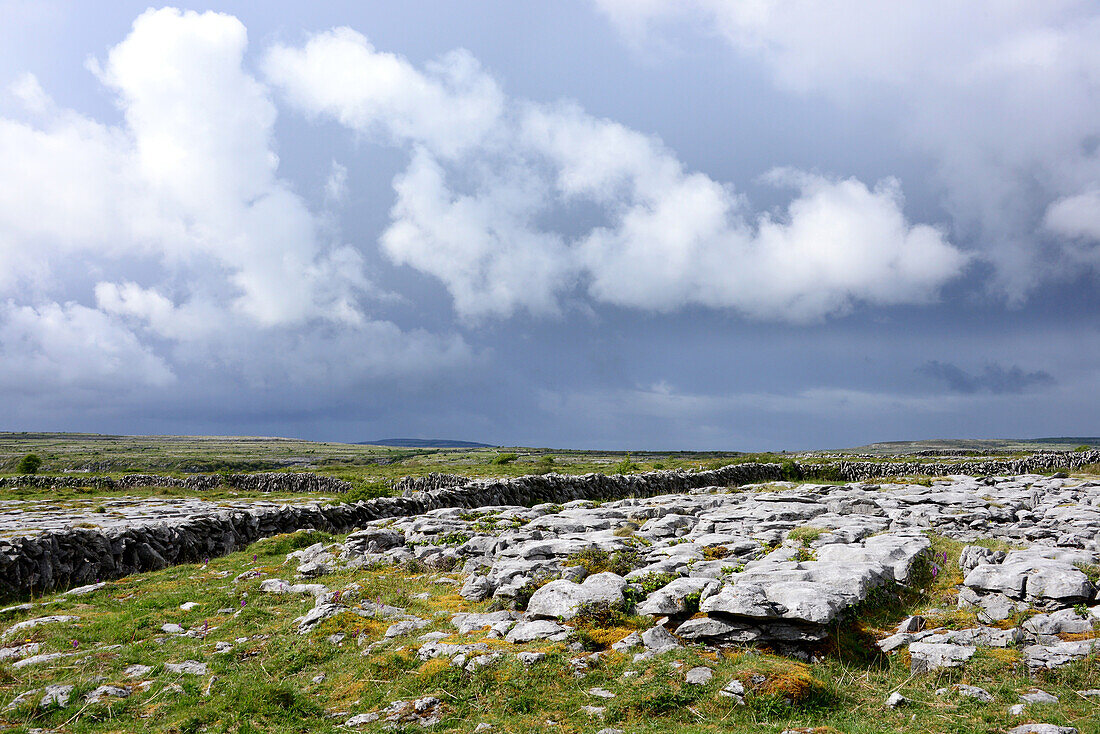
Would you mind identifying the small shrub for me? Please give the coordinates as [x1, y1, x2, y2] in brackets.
[779, 459, 802, 481]
[16, 453, 43, 474]
[491, 452, 518, 465]
[1074, 444, 1091, 452]
[535, 455, 555, 474]
[702, 545, 731, 560]
[614, 454, 639, 474]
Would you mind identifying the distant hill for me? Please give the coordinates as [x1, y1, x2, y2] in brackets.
[359, 438, 496, 449]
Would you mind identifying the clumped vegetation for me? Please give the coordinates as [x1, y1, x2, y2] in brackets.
[15, 453, 41, 474]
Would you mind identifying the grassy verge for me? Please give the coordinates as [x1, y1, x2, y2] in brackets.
[1, 530, 1097, 733]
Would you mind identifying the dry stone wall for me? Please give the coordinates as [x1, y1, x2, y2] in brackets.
[0, 472, 349, 493]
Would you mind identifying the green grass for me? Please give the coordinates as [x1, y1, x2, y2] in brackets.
[1, 530, 1097, 733]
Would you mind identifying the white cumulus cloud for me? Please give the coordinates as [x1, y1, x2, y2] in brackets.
[0, 8, 468, 394]
[266, 27, 966, 322]
[592, 0, 1100, 298]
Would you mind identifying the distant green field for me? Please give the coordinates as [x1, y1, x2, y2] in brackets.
[2, 432, 1093, 503]
[0, 433, 788, 501]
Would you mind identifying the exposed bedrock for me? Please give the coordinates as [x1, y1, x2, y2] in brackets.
[3, 459, 1100, 603]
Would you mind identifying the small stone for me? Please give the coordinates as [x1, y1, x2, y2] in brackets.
[161, 623, 185, 634]
[719, 679, 745, 700]
[516, 651, 546, 665]
[640, 623, 680, 652]
[124, 664, 153, 678]
[1008, 703, 1026, 716]
[85, 685, 130, 704]
[180, 602, 199, 611]
[886, 691, 909, 708]
[587, 687, 616, 699]
[344, 712, 380, 726]
[896, 615, 926, 633]
[685, 666, 713, 685]
[956, 684, 993, 702]
[40, 685, 74, 708]
[311, 674, 326, 684]
[1019, 689, 1059, 704]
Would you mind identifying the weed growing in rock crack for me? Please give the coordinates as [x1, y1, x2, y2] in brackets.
[565, 547, 644, 576]
[788, 525, 827, 545]
[612, 522, 638, 537]
[635, 572, 677, 594]
[792, 546, 817, 563]
[1075, 561, 1100, 585]
[682, 591, 702, 615]
[506, 575, 558, 611]
[701, 545, 730, 560]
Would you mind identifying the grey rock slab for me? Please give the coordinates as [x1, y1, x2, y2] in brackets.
[3, 615, 78, 639]
[505, 619, 571, 643]
[13, 652, 70, 669]
[1025, 639, 1100, 670]
[0, 643, 39, 661]
[165, 660, 208, 675]
[451, 611, 519, 635]
[1020, 689, 1059, 704]
[385, 619, 429, 638]
[1005, 726, 1077, 734]
[909, 642, 976, 674]
[417, 641, 489, 661]
[526, 572, 627, 621]
[295, 603, 347, 634]
[637, 577, 718, 616]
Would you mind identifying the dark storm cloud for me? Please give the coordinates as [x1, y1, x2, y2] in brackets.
[917, 361, 1055, 395]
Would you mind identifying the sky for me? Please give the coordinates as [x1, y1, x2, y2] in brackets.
[0, 0, 1098, 451]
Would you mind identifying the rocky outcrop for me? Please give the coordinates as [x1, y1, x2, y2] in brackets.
[4, 452, 1100, 601]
